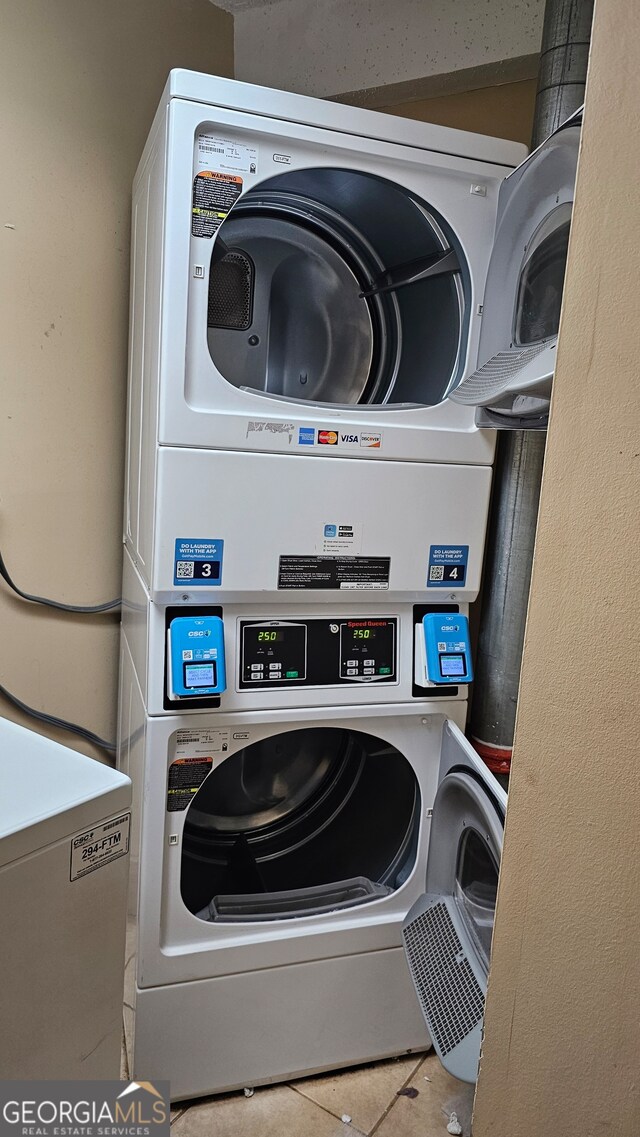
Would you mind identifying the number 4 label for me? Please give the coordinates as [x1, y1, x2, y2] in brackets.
[427, 545, 468, 588]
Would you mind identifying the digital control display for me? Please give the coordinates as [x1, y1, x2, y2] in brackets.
[239, 617, 397, 689]
[340, 620, 395, 681]
[241, 623, 307, 683]
[440, 654, 466, 678]
[184, 662, 217, 688]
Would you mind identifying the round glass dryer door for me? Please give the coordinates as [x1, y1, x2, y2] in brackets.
[206, 169, 468, 407]
[181, 726, 420, 922]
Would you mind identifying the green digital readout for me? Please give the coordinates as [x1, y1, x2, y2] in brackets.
[257, 630, 282, 641]
[353, 628, 372, 639]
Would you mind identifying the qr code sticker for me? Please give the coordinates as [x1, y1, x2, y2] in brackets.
[176, 561, 195, 579]
[429, 565, 445, 582]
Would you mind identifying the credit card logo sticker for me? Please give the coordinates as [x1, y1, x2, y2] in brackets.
[318, 430, 338, 445]
[298, 427, 315, 445]
[359, 433, 382, 448]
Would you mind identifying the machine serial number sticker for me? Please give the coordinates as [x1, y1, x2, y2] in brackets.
[427, 545, 469, 587]
[192, 172, 242, 238]
[278, 555, 390, 590]
[196, 133, 258, 175]
[167, 757, 213, 812]
[70, 813, 131, 881]
[174, 539, 224, 586]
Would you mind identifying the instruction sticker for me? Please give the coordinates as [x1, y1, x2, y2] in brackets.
[278, 556, 390, 590]
[427, 545, 469, 587]
[192, 171, 243, 238]
[167, 757, 213, 812]
[70, 813, 131, 881]
[197, 134, 258, 175]
[174, 539, 224, 586]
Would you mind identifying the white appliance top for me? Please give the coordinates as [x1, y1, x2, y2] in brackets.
[161, 69, 527, 169]
[0, 718, 131, 867]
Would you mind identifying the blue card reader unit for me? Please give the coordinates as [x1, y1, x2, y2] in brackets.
[422, 613, 473, 685]
[168, 615, 226, 699]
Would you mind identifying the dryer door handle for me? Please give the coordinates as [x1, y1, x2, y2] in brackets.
[359, 247, 460, 299]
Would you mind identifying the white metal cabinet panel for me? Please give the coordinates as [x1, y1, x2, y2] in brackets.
[125, 110, 167, 577]
[132, 949, 429, 1100]
[163, 69, 528, 168]
[148, 448, 492, 603]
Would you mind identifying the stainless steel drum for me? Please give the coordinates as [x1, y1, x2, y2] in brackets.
[181, 727, 420, 920]
[208, 215, 375, 405]
[207, 169, 467, 407]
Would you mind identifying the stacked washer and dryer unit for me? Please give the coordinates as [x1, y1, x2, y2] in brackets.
[119, 70, 580, 1097]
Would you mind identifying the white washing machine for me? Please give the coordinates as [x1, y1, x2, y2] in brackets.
[119, 631, 504, 1100]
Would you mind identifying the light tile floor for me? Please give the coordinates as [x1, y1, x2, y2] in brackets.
[122, 1037, 474, 1136]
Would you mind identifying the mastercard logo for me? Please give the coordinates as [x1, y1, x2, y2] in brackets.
[318, 430, 338, 445]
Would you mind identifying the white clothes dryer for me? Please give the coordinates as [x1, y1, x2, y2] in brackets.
[119, 633, 504, 1101]
[128, 69, 528, 471]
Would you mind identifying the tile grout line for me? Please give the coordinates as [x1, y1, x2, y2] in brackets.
[367, 1053, 430, 1137]
[287, 1083, 367, 1135]
[288, 1054, 428, 1136]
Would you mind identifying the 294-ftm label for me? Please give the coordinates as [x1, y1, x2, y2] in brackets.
[278, 556, 390, 590]
[70, 813, 131, 881]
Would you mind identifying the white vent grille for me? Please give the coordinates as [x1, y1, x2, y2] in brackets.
[451, 341, 550, 404]
[403, 898, 484, 1057]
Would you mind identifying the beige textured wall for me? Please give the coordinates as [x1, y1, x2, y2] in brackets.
[473, 1, 640, 1133]
[0, 1, 233, 761]
[378, 78, 537, 146]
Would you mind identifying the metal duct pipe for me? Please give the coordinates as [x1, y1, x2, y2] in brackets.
[469, 0, 594, 777]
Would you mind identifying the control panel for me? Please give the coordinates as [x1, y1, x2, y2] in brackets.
[415, 613, 473, 687]
[167, 615, 226, 699]
[239, 617, 397, 689]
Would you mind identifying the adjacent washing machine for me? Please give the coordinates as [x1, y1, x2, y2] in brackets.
[119, 632, 504, 1100]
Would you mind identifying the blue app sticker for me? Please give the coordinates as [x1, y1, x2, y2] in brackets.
[298, 427, 315, 445]
[174, 539, 224, 587]
[427, 545, 468, 588]
[324, 524, 337, 538]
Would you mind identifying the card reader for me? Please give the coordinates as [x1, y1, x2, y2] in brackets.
[415, 613, 473, 687]
[167, 615, 226, 699]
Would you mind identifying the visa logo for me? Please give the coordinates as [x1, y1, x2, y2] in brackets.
[341, 433, 359, 443]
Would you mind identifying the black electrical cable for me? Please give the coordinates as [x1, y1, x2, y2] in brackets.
[0, 682, 116, 756]
[0, 548, 121, 613]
